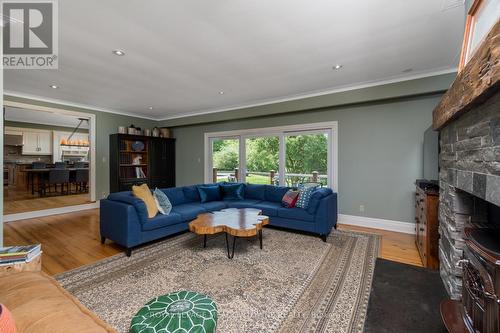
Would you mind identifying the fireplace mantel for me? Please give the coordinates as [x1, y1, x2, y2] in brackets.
[433, 20, 500, 130]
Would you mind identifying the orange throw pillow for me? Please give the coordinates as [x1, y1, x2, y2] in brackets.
[0, 304, 18, 333]
[132, 184, 158, 218]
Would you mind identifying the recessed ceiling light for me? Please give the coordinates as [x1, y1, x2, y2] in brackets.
[333, 64, 343, 70]
[148, 106, 154, 110]
[49, 85, 59, 89]
[112, 49, 125, 56]
[219, 91, 225, 95]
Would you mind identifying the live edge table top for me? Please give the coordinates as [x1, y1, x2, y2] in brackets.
[189, 208, 269, 238]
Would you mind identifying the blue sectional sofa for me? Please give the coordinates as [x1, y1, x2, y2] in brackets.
[100, 183, 337, 256]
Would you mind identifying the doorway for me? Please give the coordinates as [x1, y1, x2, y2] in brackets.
[3, 101, 96, 220]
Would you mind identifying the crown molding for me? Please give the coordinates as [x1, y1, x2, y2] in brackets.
[4, 67, 457, 123]
[3, 91, 158, 121]
[158, 67, 458, 121]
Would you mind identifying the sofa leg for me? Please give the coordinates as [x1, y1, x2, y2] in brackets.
[125, 248, 132, 257]
[100, 236, 106, 244]
[320, 234, 327, 242]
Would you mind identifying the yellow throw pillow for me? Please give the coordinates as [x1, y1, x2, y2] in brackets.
[132, 184, 158, 218]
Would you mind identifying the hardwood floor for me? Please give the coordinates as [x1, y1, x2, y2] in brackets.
[338, 224, 423, 267]
[3, 209, 121, 275]
[3, 209, 422, 276]
[4, 184, 91, 215]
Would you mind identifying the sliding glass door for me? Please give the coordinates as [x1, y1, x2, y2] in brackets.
[207, 123, 337, 190]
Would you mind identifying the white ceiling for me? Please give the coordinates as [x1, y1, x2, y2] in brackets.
[5, 106, 89, 129]
[4, 0, 465, 120]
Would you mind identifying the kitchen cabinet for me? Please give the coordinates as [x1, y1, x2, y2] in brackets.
[22, 131, 52, 155]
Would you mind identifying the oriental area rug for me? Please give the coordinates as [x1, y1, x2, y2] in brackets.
[56, 228, 379, 333]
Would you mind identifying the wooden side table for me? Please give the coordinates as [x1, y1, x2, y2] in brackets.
[0, 253, 42, 277]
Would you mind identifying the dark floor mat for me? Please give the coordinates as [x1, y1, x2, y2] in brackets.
[364, 258, 448, 333]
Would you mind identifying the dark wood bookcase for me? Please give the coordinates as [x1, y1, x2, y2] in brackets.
[109, 134, 175, 193]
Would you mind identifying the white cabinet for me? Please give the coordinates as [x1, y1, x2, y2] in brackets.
[37, 132, 52, 154]
[22, 131, 52, 155]
[22, 132, 40, 154]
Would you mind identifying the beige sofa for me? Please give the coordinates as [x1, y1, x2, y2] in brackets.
[0, 271, 116, 333]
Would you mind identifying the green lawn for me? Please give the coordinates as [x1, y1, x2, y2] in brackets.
[245, 174, 271, 184]
[217, 174, 271, 184]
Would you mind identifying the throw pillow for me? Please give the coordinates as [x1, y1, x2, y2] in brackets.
[281, 190, 299, 208]
[132, 184, 158, 218]
[296, 185, 319, 209]
[0, 304, 18, 333]
[220, 183, 244, 200]
[197, 185, 221, 203]
[153, 188, 172, 215]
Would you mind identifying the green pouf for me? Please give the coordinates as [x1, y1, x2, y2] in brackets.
[130, 291, 218, 333]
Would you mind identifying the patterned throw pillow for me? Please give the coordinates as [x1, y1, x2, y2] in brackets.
[296, 185, 319, 209]
[154, 188, 172, 215]
[281, 190, 299, 208]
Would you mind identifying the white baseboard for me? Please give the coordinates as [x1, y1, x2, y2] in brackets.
[338, 214, 415, 234]
[3, 201, 100, 222]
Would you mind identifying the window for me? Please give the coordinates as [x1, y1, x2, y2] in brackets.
[285, 132, 328, 187]
[245, 136, 280, 185]
[211, 137, 239, 182]
[205, 122, 338, 191]
[459, 0, 500, 70]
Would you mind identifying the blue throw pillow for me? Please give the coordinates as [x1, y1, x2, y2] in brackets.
[154, 188, 172, 215]
[296, 185, 319, 209]
[197, 185, 221, 203]
[221, 183, 244, 200]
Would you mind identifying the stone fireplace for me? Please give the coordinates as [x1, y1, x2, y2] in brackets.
[434, 20, 500, 301]
[438, 93, 500, 299]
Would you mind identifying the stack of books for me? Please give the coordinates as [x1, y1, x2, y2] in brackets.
[0, 244, 41, 265]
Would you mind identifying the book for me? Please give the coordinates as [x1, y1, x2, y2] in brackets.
[0, 244, 41, 262]
[0, 252, 41, 266]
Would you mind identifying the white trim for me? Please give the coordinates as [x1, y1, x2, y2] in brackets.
[5, 68, 456, 122]
[159, 68, 457, 121]
[338, 214, 415, 234]
[3, 100, 97, 202]
[4, 91, 157, 120]
[4, 202, 100, 222]
[204, 121, 339, 192]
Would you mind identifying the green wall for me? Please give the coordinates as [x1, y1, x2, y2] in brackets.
[4, 96, 157, 199]
[2, 73, 454, 231]
[165, 93, 443, 224]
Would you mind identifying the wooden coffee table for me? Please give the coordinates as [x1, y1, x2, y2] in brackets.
[189, 208, 269, 259]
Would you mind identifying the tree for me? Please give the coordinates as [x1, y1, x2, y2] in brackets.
[212, 139, 238, 170]
[212, 134, 328, 184]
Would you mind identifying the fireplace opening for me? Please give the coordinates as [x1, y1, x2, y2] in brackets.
[441, 188, 500, 333]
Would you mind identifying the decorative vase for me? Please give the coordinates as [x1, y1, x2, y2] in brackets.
[160, 128, 171, 138]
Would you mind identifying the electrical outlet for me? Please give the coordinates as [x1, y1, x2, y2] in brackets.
[359, 205, 365, 213]
[197, 157, 201, 163]
[102, 191, 107, 199]
[102, 156, 107, 163]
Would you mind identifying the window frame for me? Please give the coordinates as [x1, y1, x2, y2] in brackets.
[204, 121, 338, 192]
